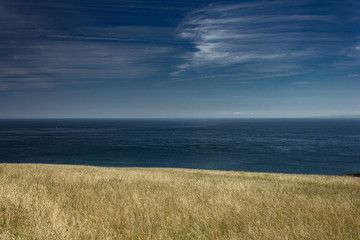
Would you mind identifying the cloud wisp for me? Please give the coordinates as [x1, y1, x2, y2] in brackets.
[174, 1, 354, 81]
[293, 81, 312, 85]
[0, 40, 173, 90]
[0, 0, 177, 90]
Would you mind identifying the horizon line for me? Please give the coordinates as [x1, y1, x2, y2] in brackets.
[1, 116, 360, 120]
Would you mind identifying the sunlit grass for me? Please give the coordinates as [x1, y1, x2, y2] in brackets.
[1, 164, 359, 239]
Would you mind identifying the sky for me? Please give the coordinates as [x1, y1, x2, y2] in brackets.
[0, 0, 359, 118]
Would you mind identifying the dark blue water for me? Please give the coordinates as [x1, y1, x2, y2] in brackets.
[0, 119, 359, 175]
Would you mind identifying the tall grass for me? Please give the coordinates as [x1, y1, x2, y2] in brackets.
[0, 164, 359, 239]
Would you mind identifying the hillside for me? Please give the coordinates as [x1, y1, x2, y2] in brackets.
[0, 164, 359, 239]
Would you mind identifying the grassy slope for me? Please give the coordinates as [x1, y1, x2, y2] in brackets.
[0, 164, 359, 239]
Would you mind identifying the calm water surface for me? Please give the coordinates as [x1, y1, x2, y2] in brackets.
[0, 119, 359, 175]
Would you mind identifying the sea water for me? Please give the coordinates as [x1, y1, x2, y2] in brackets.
[0, 118, 359, 175]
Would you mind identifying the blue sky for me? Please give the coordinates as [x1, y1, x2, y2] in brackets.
[0, 0, 359, 118]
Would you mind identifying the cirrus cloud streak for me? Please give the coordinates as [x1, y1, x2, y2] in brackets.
[174, 1, 357, 81]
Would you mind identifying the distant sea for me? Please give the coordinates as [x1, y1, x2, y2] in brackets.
[0, 119, 359, 175]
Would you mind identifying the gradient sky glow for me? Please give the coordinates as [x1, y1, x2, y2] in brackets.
[0, 0, 359, 118]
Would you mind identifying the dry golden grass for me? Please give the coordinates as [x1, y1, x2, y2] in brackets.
[0, 164, 359, 239]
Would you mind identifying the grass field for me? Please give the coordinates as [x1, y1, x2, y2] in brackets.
[0, 164, 359, 239]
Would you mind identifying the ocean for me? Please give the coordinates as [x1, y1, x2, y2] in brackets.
[0, 118, 359, 175]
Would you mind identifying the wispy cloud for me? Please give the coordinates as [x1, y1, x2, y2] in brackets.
[344, 43, 360, 59]
[233, 112, 255, 115]
[0, 1, 176, 90]
[48, 35, 129, 42]
[0, 0, 181, 90]
[347, 74, 360, 78]
[293, 81, 312, 85]
[0, 40, 173, 90]
[174, 1, 351, 81]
